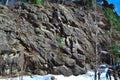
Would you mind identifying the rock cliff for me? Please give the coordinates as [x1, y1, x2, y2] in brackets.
[0, 3, 119, 76]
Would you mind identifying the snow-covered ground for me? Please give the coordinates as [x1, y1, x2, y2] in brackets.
[0, 70, 119, 80]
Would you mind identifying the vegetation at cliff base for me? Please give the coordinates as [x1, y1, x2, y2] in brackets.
[103, 7, 120, 60]
[109, 45, 120, 54]
[103, 8, 120, 32]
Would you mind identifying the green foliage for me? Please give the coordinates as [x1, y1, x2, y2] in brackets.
[20, 0, 46, 5]
[109, 45, 120, 54]
[36, 0, 41, 4]
[21, 0, 29, 2]
[87, 0, 93, 8]
[57, 36, 62, 46]
[103, 8, 120, 32]
[40, 0, 47, 5]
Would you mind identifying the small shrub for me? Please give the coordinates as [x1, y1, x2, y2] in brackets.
[109, 45, 120, 54]
[57, 36, 62, 46]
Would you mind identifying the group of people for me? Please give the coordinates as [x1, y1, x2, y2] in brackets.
[106, 68, 112, 80]
[106, 68, 120, 80]
[97, 66, 120, 80]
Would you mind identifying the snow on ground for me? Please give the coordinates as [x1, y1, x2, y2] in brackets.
[0, 70, 119, 80]
[0, 64, 118, 80]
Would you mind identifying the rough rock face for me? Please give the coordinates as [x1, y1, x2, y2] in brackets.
[0, 3, 119, 76]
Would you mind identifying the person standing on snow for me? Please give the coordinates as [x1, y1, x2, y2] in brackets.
[106, 69, 111, 80]
[98, 72, 101, 80]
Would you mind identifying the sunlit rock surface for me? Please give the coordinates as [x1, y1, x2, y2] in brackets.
[0, 3, 120, 76]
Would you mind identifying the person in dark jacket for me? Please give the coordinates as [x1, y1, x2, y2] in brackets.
[58, 0, 66, 4]
[1, 0, 6, 5]
[98, 72, 101, 80]
[106, 69, 111, 80]
[113, 71, 117, 80]
[118, 70, 120, 79]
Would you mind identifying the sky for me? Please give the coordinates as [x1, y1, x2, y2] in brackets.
[107, 0, 120, 16]
[97, 0, 120, 16]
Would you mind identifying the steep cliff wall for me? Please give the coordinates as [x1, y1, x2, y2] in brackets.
[0, 3, 117, 76]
